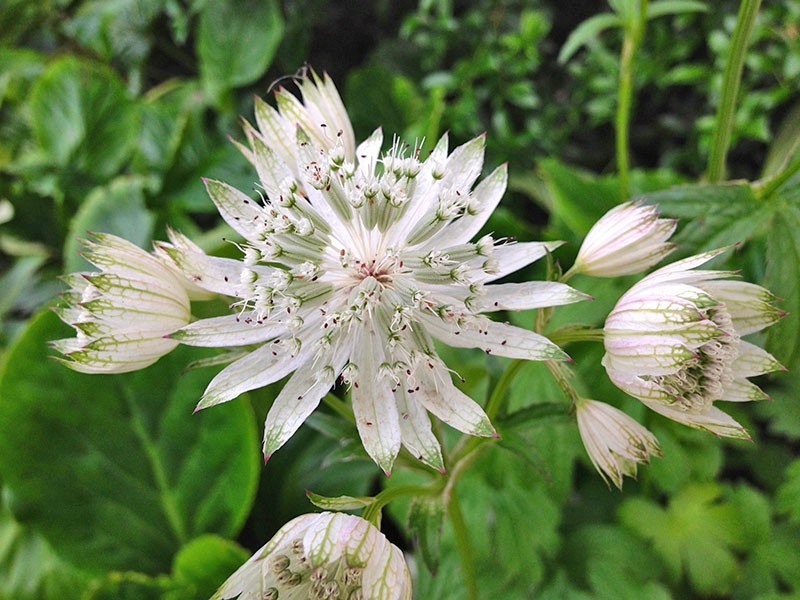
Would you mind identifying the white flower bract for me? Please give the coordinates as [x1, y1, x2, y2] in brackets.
[576, 398, 661, 489]
[212, 512, 412, 600]
[602, 247, 784, 438]
[52, 233, 192, 374]
[571, 200, 677, 277]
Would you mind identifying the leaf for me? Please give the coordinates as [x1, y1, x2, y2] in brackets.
[83, 572, 167, 600]
[619, 483, 746, 595]
[0, 499, 89, 600]
[762, 101, 800, 178]
[557, 13, 622, 64]
[29, 57, 138, 181]
[0, 311, 260, 575]
[63, 176, 155, 273]
[305, 491, 373, 511]
[765, 205, 800, 369]
[407, 495, 445, 575]
[776, 458, 800, 524]
[164, 534, 250, 600]
[645, 1, 708, 20]
[196, 0, 284, 101]
[647, 182, 773, 252]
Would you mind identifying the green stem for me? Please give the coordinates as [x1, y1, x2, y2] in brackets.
[548, 326, 605, 346]
[361, 484, 436, 527]
[448, 491, 479, 600]
[706, 0, 762, 182]
[545, 360, 582, 406]
[321, 392, 355, 424]
[616, 0, 648, 200]
[753, 154, 800, 200]
[485, 359, 526, 421]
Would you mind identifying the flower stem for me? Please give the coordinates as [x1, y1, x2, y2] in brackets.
[321, 392, 355, 423]
[485, 359, 526, 421]
[448, 491, 479, 600]
[362, 484, 435, 527]
[616, 0, 648, 200]
[706, 0, 762, 182]
[547, 326, 605, 346]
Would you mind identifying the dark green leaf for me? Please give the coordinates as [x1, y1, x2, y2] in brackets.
[407, 495, 445, 574]
[196, 0, 284, 100]
[0, 311, 260, 575]
[776, 458, 800, 524]
[29, 57, 138, 181]
[63, 176, 155, 273]
[83, 572, 167, 600]
[164, 534, 250, 600]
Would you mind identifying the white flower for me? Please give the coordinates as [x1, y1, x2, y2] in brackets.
[52, 233, 191, 373]
[212, 512, 412, 600]
[602, 247, 784, 438]
[571, 200, 677, 277]
[575, 398, 661, 489]
[158, 76, 587, 474]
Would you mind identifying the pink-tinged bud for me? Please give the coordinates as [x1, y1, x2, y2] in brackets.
[572, 201, 677, 277]
[576, 399, 661, 489]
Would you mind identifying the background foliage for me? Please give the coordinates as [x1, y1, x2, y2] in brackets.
[1, 0, 799, 598]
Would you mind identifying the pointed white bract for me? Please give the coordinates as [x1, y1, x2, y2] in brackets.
[212, 512, 412, 600]
[53, 233, 191, 373]
[572, 200, 677, 277]
[602, 247, 784, 438]
[575, 399, 661, 489]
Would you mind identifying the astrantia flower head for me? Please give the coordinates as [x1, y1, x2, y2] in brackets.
[576, 398, 661, 489]
[602, 247, 784, 438]
[213, 512, 412, 600]
[571, 200, 677, 277]
[52, 233, 191, 373]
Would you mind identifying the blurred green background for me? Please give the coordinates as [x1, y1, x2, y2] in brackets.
[1, 0, 799, 598]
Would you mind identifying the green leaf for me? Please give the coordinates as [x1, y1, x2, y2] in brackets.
[762, 101, 800, 178]
[407, 495, 445, 575]
[776, 458, 800, 524]
[0, 499, 89, 600]
[29, 57, 138, 181]
[765, 206, 800, 369]
[647, 182, 772, 252]
[305, 491, 373, 511]
[619, 483, 746, 594]
[646, 1, 708, 20]
[0, 311, 260, 575]
[164, 534, 250, 600]
[63, 176, 155, 273]
[557, 13, 622, 64]
[196, 0, 284, 100]
[83, 572, 167, 600]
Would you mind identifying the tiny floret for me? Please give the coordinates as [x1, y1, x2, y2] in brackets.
[602, 247, 784, 438]
[212, 512, 412, 600]
[576, 398, 661, 489]
[53, 234, 191, 373]
[571, 200, 677, 277]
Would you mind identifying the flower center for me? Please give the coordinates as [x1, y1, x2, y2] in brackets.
[649, 305, 738, 410]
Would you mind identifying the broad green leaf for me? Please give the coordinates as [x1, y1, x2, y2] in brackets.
[765, 206, 800, 369]
[755, 369, 800, 440]
[62, 0, 163, 69]
[558, 13, 622, 64]
[29, 57, 138, 181]
[164, 534, 250, 600]
[0, 311, 260, 575]
[407, 495, 445, 575]
[63, 176, 155, 273]
[619, 483, 746, 595]
[196, 0, 284, 100]
[0, 256, 46, 320]
[647, 182, 772, 251]
[0, 500, 89, 600]
[645, 423, 723, 494]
